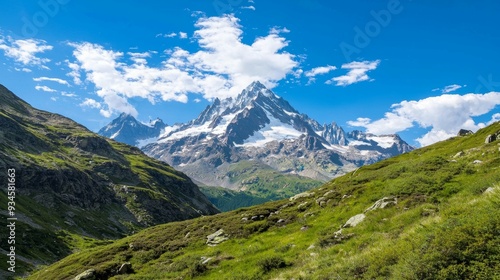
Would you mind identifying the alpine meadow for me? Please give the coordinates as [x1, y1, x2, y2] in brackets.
[1, 1, 500, 279]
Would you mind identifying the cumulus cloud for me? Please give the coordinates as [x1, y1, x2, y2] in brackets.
[65, 60, 82, 85]
[489, 113, 500, 124]
[69, 14, 298, 117]
[33, 77, 70, 86]
[80, 98, 102, 109]
[328, 60, 380, 86]
[179, 32, 188, 39]
[35, 85, 57, 92]
[305, 65, 337, 84]
[348, 92, 500, 146]
[242, 6, 256, 10]
[0, 37, 52, 67]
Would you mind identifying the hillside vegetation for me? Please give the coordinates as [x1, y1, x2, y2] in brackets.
[0, 85, 218, 277]
[28, 122, 500, 279]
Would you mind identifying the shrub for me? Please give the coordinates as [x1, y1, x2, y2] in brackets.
[258, 256, 288, 273]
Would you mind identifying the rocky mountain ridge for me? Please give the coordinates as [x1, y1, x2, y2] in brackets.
[103, 81, 413, 188]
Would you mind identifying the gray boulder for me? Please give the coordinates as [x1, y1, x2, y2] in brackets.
[206, 229, 229, 246]
[365, 197, 397, 212]
[290, 192, 315, 201]
[485, 134, 497, 144]
[73, 269, 96, 280]
[343, 214, 366, 228]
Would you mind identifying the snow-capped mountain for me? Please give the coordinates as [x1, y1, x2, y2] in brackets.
[98, 113, 167, 146]
[126, 81, 414, 186]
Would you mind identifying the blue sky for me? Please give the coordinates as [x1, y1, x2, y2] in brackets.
[0, 0, 499, 146]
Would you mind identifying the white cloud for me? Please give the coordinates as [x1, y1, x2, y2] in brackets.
[80, 98, 102, 109]
[329, 60, 380, 86]
[242, 6, 256, 10]
[348, 92, 500, 146]
[33, 77, 70, 86]
[270, 27, 290, 35]
[194, 98, 201, 103]
[442, 84, 465, 93]
[35, 85, 57, 92]
[14, 67, 32, 72]
[0, 37, 52, 67]
[489, 113, 500, 124]
[65, 59, 82, 85]
[179, 32, 188, 39]
[61, 92, 77, 97]
[305, 65, 337, 84]
[69, 14, 298, 117]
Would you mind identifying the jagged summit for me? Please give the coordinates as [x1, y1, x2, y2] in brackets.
[105, 81, 415, 186]
[98, 112, 167, 146]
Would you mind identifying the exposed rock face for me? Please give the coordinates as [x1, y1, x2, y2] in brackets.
[0, 84, 219, 269]
[101, 81, 413, 188]
[98, 113, 167, 146]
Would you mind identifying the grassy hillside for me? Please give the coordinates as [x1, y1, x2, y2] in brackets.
[27, 122, 500, 279]
[0, 85, 218, 277]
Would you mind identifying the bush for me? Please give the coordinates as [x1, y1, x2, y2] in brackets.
[258, 256, 288, 273]
[189, 262, 208, 277]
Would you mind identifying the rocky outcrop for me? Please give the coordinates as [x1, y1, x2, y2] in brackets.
[485, 133, 497, 144]
[290, 192, 315, 201]
[73, 269, 96, 280]
[365, 197, 397, 212]
[457, 129, 473, 136]
[207, 229, 229, 246]
[343, 214, 366, 228]
[0, 84, 219, 271]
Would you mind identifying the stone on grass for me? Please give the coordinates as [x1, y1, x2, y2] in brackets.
[485, 134, 497, 144]
[206, 229, 229, 246]
[73, 269, 96, 280]
[365, 197, 397, 213]
[343, 214, 366, 228]
[290, 192, 314, 201]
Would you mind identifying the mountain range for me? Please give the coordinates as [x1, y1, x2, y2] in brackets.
[0, 84, 218, 276]
[101, 81, 413, 191]
[31, 116, 500, 279]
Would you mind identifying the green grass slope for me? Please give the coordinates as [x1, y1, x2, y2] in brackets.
[0, 85, 218, 277]
[28, 122, 500, 280]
